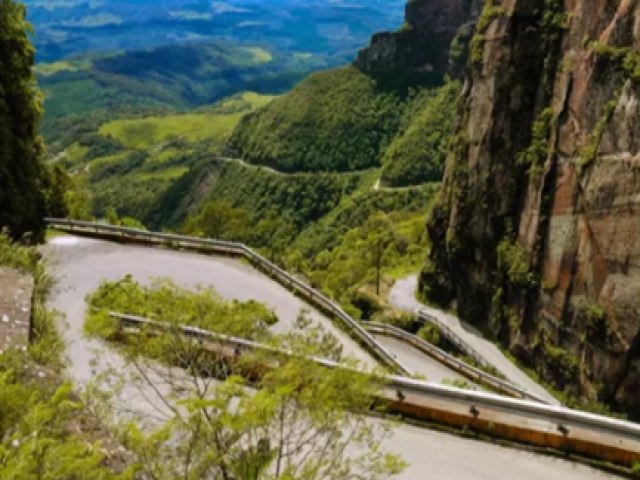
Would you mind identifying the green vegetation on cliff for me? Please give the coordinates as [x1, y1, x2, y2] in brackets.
[0, 355, 129, 479]
[381, 80, 460, 186]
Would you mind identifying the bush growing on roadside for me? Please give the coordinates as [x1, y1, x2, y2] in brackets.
[417, 323, 440, 345]
[85, 275, 278, 342]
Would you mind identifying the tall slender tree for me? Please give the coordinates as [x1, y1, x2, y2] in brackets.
[0, 0, 47, 240]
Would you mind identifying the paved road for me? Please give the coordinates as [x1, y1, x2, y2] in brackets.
[373, 178, 430, 192]
[44, 235, 376, 377]
[389, 422, 616, 480]
[43, 237, 617, 479]
[372, 334, 477, 387]
[389, 275, 560, 405]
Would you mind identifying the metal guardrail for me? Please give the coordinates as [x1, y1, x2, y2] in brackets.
[389, 375, 640, 442]
[45, 218, 409, 375]
[48, 218, 640, 462]
[365, 322, 548, 403]
[113, 313, 640, 461]
[417, 309, 492, 369]
[112, 312, 338, 368]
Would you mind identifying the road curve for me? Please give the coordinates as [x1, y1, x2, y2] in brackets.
[43, 235, 376, 378]
[43, 237, 618, 479]
[390, 275, 559, 405]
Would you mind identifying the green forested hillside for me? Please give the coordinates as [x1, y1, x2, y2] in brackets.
[227, 66, 407, 172]
[146, 158, 367, 230]
[381, 80, 460, 187]
[226, 65, 459, 185]
[56, 92, 276, 220]
[38, 41, 329, 140]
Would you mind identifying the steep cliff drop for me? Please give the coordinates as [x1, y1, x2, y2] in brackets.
[421, 0, 640, 418]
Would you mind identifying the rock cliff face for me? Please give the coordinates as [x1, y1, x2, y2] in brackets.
[422, 0, 640, 417]
[355, 0, 482, 83]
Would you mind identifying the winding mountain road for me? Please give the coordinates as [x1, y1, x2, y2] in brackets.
[43, 236, 617, 479]
[389, 275, 560, 405]
[44, 235, 376, 377]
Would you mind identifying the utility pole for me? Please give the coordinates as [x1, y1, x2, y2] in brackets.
[376, 238, 381, 296]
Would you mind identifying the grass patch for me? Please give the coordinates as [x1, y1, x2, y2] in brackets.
[98, 92, 275, 150]
[98, 112, 243, 150]
[34, 59, 90, 76]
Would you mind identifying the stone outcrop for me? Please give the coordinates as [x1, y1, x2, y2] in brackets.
[355, 0, 482, 84]
[422, 0, 640, 417]
[0, 267, 34, 352]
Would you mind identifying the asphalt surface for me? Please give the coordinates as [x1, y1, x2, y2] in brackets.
[372, 334, 476, 386]
[389, 275, 560, 405]
[43, 236, 618, 479]
[44, 235, 376, 376]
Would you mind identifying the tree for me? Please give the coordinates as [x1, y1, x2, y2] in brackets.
[0, 1, 48, 240]
[363, 213, 396, 296]
[183, 200, 251, 242]
[251, 210, 296, 262]
[85, 280, 406, 480]
[123, 319, 404, 480]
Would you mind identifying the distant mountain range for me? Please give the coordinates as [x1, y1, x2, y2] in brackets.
[24, 0, 405, 63]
